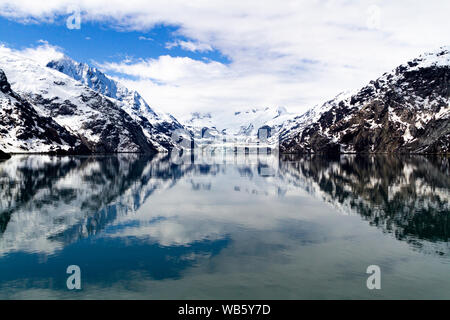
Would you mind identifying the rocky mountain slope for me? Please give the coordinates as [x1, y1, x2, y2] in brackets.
[2, 45, 449, 155]
[0, 49, 157, 154]
[280, 47, 450, 154]
[47, 57, 185, 152]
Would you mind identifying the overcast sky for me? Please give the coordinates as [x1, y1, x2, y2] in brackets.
[0, 0, 449, 119]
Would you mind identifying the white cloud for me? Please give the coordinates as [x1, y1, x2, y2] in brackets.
[102, 56, 336, 119]
[0, 0, 449, 118]
[165, 40, 212, 53]
[0, 41, 64, 66]
[138, 36, 153, 41]
[100, 56, 228, 82]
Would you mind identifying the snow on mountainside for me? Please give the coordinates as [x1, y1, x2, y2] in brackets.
[0, 48, 157, 154]
[47, 57, 185, 152]
[1, 44, 449, 155]
[280, 47, 450, 154]
[0, 68, 89, 154]
[184, 106, 294, 145]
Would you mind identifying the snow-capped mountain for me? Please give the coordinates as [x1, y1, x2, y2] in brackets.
[280, 47, 450, 154]
[46, 57, 185, 152]
[184, 106, 294, 146]
[2, 45, 449, 155]
[0, 68, 90, 154]
[0, 49, 158, 154]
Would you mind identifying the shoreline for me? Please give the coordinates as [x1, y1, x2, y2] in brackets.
[1, 151, 449, 156]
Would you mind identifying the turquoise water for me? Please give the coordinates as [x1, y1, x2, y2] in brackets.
[0, 153, 449, 299]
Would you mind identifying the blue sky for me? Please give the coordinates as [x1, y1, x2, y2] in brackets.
[0, 1, 448, 118]
[0, 16, 230, 79]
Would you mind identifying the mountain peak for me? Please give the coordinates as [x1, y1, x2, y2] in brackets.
[47, 57, 119, 100]
[46, 55, 186, 151]
[401, 46, 450, 72]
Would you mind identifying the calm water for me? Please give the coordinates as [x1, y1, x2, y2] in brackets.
[0, 153, 449, 299]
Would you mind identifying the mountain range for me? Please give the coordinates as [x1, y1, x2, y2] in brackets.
[0, 50, 158, 154]
[0, 47, 449, 155]
[46, 57, 185, 152]
[183, 106, 293, 146]
[280, 47, 450, 154]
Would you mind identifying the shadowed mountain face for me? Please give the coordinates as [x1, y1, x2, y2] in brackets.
[280, 154, 450, 252]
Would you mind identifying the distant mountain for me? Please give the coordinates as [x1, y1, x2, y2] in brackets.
[280, 47, 450, 154]
[184, 106, 293, 145]
[0, 50, 159, 154]
[47, 57, 185, 152]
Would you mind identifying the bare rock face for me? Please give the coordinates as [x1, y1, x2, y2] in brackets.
[280, 48, 450, 154]
[0, 150, 10, 159]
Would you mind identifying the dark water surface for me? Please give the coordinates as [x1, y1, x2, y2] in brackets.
[0, 153, 449, 299]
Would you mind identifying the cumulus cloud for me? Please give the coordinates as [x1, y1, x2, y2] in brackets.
[100, 56, 335, 119]
[0, 0, 449, 118]
[100, 56, 228, 82]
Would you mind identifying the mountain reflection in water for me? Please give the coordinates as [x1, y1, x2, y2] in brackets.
[280, 154, 450, 254]
[0, 153, 448, 299]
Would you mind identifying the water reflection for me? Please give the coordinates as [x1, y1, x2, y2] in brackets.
[0, 153, 449, 298]
[1, 153, 449, 255]
[279, 154, 450, 255]
[0, 154, 189, 254]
